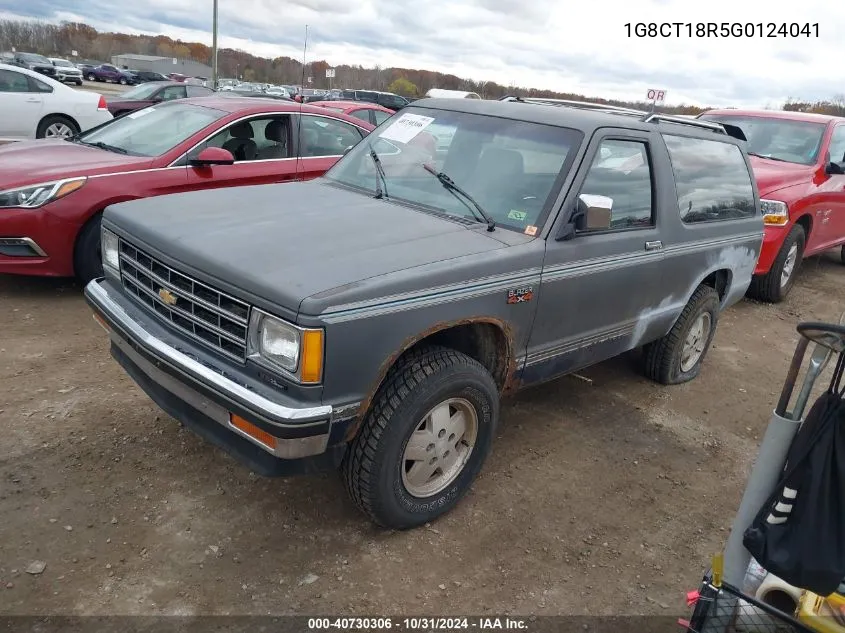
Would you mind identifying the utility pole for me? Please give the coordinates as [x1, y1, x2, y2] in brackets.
[211, 0, 219, 88]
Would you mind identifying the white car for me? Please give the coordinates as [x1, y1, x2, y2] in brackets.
[49, 58, 84, 86]
[0, 62, 112, 141]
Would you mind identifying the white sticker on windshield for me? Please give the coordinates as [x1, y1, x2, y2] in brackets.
[379, 113, 435, 144]
[127, 108, 155, 119]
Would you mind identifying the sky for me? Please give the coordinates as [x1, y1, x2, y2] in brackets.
[0, 0, 838, 108]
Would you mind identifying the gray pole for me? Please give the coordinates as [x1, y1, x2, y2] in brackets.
[211, 0, 219, 89]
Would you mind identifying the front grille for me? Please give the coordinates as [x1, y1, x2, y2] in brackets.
[118, 240, 251, 362]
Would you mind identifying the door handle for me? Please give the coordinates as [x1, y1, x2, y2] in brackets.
[26, 98, 41, 103]
[645, 240, 663, 251]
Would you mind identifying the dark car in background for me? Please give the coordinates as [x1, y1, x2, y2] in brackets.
[341, 89, 409, 111]
[86, 64, 136, 85]
[8, 52, 58, 79]
[105, 81, 214, 117]
[126, 70, 168, 83]
[220, 90, 293, 101]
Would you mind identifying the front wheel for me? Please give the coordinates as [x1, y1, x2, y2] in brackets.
[73, 214, 104, 285]
[642, 285, 720, 385]
[749, 224, 805, 303]
[87, 74, 97, 81]
[342, 346, 499, 529]
[840, 245, 845, 265]
[75, 79, 83, 86]
[119, 77, 127, 85]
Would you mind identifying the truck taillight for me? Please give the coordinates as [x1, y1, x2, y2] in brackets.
[97, 95, 107, 111]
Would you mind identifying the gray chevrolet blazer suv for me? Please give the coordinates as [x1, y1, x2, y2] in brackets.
[85, 97, 764, 529]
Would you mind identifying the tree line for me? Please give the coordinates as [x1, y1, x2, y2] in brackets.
[1, 18, 842, 116]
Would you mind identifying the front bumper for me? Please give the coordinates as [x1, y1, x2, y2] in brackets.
[754, 224, 790, 275]
[0, 205, 81, 277]
[85, 278, 352, 476]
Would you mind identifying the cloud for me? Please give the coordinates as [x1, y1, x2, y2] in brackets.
[0, 0, 840, 107]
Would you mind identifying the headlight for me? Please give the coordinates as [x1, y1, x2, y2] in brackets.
[760, 199, 789, 226]
[0, 177, 86, 209]
[101, 228, 120, 274]
[248, 310, 324, 383]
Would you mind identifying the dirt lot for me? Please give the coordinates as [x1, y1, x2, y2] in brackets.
[1, 253, 844, 617]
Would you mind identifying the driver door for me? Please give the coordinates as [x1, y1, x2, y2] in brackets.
[523, 129, 669, 383]
[185, 114, 299, 189]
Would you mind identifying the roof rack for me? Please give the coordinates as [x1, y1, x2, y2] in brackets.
[499, 95, 747, 141]
[499, 95, 646, 116]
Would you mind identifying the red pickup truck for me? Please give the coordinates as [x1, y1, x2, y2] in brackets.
[699, 109, 845, 302]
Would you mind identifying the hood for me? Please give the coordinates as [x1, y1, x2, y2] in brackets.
[749, 155, 815, 196]
[0, 141, 154, 190]
[104, 180, 508, 315]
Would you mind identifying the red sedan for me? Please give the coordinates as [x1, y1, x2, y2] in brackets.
[0, 96, 374, 282]
[309, 100, 395, 127]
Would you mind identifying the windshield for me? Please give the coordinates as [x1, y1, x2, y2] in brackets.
[119, 83, 162, 100]
[325, 107, 583, 232]
[76, 102, 225, 156]
[699, 114, 826, 165]
[20, 53, 50, 64]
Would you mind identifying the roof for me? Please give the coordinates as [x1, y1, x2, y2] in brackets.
[173, 96, 376, 128]
[408, 97, 746, 142]
[113, 53, 171, 62]
[703, 108, 843, 124]
[426, 89, 482, 99]
[310, 100, 391, 111]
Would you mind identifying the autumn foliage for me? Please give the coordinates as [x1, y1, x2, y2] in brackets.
[1, 18, 840, 115]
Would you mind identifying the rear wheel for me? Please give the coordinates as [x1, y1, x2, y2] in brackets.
[749, 224, 805, 303]
[36, 115, 79, 139]
[73, 214, 104, 285]
[643, 285, 720, 385]
[342, 346, 498, 529]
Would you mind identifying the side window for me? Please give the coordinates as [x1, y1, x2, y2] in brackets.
[348, 109, 372, 124]
[160, 86, 187, 101]
[372, 110, 392, 126]
[663, 135, 756, 223]
[29, 77, 53, 93]
[579, 139, 653, 230]
[0, 69, 32, 92]
[827, 126, 845, 164]
[186, 86, 212, 97]
[196, 116, 292, 162]
[300, 115, 363, 157]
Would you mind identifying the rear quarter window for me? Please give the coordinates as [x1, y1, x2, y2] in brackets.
[663, 134, 756, 223]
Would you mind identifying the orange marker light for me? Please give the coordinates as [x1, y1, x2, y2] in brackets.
[230, 414, 277, 449]
[300, 329, 324, 383]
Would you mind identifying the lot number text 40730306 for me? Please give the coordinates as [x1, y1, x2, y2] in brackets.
[624, 22, 819, 38]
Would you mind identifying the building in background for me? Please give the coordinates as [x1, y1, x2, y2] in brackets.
[110, 53, 212, 78]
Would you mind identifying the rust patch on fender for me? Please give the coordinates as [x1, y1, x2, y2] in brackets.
[344, 316, 516, 441]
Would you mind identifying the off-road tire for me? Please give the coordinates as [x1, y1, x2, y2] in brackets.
[749, 224, 805, 303]
[642, 284, 720, 385]
[342, 346, 498, 530]
[73, 214, 104, 285]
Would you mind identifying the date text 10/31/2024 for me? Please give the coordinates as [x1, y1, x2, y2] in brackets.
[624, 22, 819, 38]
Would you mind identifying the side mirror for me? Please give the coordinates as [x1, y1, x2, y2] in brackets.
[556, 194, 613, 241]
[343, 146, 353, 155]
[190, 147, 235, 167]
[825, 161, 845, 175]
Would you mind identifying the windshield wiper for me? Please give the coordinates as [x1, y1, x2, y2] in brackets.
[422, 164, 495, 232]
[79, 140, 129, 155]
[748, 152, 789, 163]
[368, 144, 388, 199]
